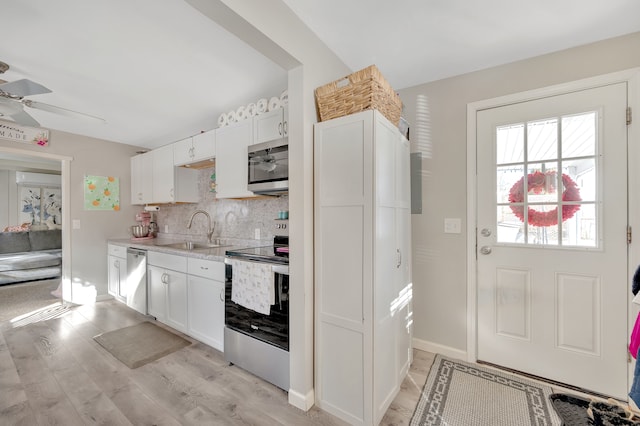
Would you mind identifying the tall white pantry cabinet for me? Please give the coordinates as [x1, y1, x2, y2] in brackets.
[314, 110, 413, 426]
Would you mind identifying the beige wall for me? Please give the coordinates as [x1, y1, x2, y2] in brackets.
[398, 31, 640, 354]
[0, 131, 140, 300]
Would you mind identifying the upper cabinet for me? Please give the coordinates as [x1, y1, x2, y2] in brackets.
[253, 106, 288, 145]
[153, 145, 200, 204]
[131, 152, 153, 205]
[131, 145, 200, 205]
[215, 119, 255, 199]
[173, 136, 194, 166]
[174, 130, 216, 166]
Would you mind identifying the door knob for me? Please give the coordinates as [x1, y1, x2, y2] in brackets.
[480, 246, 492, 255]
[480, 228, 491, 237]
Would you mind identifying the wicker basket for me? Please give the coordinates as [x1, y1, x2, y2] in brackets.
[315, 65, 402, 126]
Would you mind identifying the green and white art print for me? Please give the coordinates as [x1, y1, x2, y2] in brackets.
[84, 175, 120, 211]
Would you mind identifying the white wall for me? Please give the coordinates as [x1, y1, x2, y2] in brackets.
[0, 130, 140, 301]
[398, 31, 640, 355]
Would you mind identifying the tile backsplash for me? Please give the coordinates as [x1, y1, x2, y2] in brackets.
[154, 166, 288, 242]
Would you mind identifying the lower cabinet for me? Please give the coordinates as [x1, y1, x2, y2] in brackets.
[107, 244, 127, 302]
[187, 257, 225, 351]
[147, 252, 188, 334]
[147, 251, 225, 351]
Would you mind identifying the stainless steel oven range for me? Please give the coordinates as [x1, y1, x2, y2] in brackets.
[224, 235, 289, 390]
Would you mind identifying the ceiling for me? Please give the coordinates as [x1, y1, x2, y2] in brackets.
[2, 0, 640, 151]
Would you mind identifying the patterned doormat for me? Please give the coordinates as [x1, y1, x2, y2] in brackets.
[94, 321, 191, 369]
[410, 355, 561, 426]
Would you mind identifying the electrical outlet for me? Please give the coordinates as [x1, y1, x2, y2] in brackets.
[444, 218, 461, 234]
[164, 224, 169, 233]
[72, 219, 81, 229]
[254, 228, 260, 239]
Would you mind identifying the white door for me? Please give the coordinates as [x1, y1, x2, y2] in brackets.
[476, 83, 629, 398]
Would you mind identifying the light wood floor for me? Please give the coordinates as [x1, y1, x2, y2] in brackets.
[0, 298, 433, 425]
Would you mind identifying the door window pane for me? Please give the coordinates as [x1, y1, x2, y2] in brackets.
[497, 205, 524, 243]
[528, 118, 557, 162]
[527, 205, 560, 245]
[497, 165, 524, 204]
[562, 112, 596, 158]
[562, 203, 596, 247]
[496, 123, 524, 164]
[562, 158, 595, 203]
[525, 162, 559, 204]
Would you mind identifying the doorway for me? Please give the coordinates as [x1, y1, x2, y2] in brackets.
[0, 146, 71, 313]
[467, 71, 639, 400]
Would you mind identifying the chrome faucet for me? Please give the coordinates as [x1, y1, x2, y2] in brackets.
[187, 209, 214, 243]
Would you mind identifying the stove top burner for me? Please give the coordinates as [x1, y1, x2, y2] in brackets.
[225, 244, 289, 265]
[225, 235, 289, 264]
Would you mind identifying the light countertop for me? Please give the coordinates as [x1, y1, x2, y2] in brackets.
[108, 237, 267, 262]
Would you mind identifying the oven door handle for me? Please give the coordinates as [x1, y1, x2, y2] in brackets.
[225, 257, 289, 276]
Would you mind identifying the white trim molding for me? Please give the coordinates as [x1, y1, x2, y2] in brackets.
[413, 338, 467, 362]
[288, 388, 315, 411]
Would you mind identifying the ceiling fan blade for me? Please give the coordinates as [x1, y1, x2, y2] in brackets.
[24, 100, 105, 123]
[9, 109, 40, 127]
[0, 79, 51, 97]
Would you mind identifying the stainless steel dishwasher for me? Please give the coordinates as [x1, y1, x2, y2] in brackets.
[126, 248, 147, 315]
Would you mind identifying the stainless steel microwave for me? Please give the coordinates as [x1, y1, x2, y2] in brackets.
[247, 140, 288, 195]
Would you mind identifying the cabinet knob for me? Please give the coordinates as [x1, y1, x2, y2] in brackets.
[283, 120, 288, 135]
[396, 249, 402, 268]
[219, 290, 224, 302]
[278, 122, 283, 136]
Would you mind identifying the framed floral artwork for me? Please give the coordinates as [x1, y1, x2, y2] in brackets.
[19, 186, 61, 227]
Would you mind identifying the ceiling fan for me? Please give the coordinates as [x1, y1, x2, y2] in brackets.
[0, 61, 105, 127]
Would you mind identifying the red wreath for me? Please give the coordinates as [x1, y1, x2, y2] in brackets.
[508, 170, 582, 227]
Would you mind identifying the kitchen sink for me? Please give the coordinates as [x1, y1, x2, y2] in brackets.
[159, 241, 226, 250]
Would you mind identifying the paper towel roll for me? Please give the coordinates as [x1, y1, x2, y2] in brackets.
[236, 105, 246, 120]
[246, 103, 257, 117]
[228, 110, 238, 123]
[268, 96, 281, 112]
[217, 113, 228, 127]
[257, 98, 268, 114]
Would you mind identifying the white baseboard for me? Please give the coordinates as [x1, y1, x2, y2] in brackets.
[288, 388, 315, 411]
[413, 337, 467, 361]
[95, 294, 112, 302]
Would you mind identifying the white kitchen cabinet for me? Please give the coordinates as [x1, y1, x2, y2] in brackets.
[147, 252, 188, 333]
[147, 265, 166, 320]
[152, 144, 200, 204]
[253, 106, 288, 144]
[187, 257, 225, 351]
[173, 136, 194, 166]
[173, 130, 216, 166]
[314, 110, 412, 426]
[130, 152, 153, 205]
[215, 119, 255, 199]
[107, 244, 127, 302]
